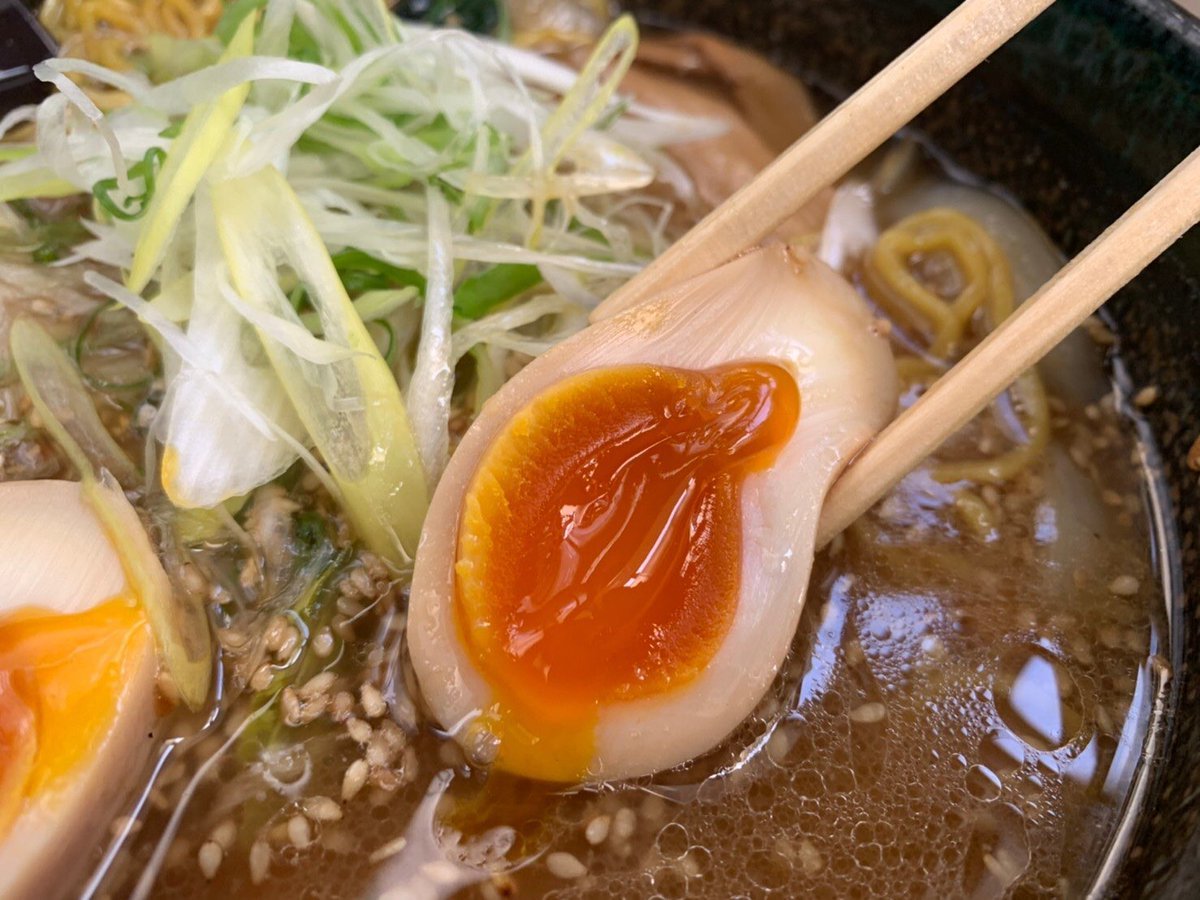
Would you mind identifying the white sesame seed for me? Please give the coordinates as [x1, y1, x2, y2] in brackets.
[400, 746, 419, 784]
[371, 767, 401, 792]
[360, 683, 386, 719]
[303, 796, 343, 823]
[342, 759, 369, 801]
[848, 702, 887, 724]
[585, 814, 611, 845]
[612, 807, 636, 842]
[378, 719, 406, 751]
[546, 851, 587, 880]
[248, 841, 271, 885]
[346, 717, 372, 745]
[250, 663, 274, 692]
[843, 640, 865, 667]
[311, 628, 335, 659]
[640, 793, 666, 824]
[1108, 575, 1140, 596]
[1133, 386, 1159, 408]
[922, 635, 947, 659]
[209, 819, 237, 851]
[287, 814, 312, 849]
[298, 672, 337, 699]
[198, 841, 223, 880]
[349, 567, 373, 597]
[217, 628, 249, 651]
[368, 835, 408, 864]
[1083, 316, 1116, 346]
[365, 735, 393, 768]
[276, 626, 301, 661]
[263, 615, 289, 653]
[798, 839, 824, 875]
[330, 691, 355, 722]
[336, 595, 363, 617]
[280, 688, 301, 725]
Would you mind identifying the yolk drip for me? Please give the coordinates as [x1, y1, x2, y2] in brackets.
[455, 362, 800, 779]
[0, 599, 149, 835]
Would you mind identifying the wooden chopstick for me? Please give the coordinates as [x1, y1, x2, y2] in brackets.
[815, 144, 1200, 547]
[590, 0, 1057, 321]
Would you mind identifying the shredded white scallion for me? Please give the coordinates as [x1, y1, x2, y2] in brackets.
[5, 0, 723, 565]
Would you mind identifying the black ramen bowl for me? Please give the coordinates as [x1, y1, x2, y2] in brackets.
[619, 0, 1199, 896]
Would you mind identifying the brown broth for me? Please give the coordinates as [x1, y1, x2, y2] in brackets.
[17, 137, 1164, 900]
[94, 271, 1172, 900]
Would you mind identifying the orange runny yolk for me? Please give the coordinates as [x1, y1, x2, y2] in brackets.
[0, 599, 149, 836]
[455, 362, 800, 779]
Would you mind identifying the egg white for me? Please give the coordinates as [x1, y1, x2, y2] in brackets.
[0, 480, 157, 900]
[408, 246, 898, 781]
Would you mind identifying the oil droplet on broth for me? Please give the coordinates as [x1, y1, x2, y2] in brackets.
[994, 645, 1085, 752]
[965, 764, 1003, 803]
[977, 730, 1026, 777]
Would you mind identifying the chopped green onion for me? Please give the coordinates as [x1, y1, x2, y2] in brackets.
[332, 249, 426, 295]
[91, 147, 166, 222]
[454, 263, 542, 319]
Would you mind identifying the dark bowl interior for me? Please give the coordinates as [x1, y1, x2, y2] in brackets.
[620, 0, 1200, 895]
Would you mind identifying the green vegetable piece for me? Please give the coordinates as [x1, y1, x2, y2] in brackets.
[332, 249, 426, 295]
[454, 263, 542, 319]
[213, 0, 269, 44]
[91, 147, 166, 222]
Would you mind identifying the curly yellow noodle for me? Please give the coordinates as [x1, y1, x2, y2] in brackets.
[862, 207, 1050, 485]
[40, 0, 222, 80]
[953, 489, 1000, 538]
[894, 355, 942, 384]
[164, 0, 206, 35]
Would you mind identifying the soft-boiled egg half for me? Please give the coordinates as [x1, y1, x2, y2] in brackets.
[0, 480, 158, 900]
[409, 245, 898, 782]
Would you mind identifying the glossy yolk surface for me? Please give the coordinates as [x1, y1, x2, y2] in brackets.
[455, 362, 800, 779]
[0, 598, 149, 835]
